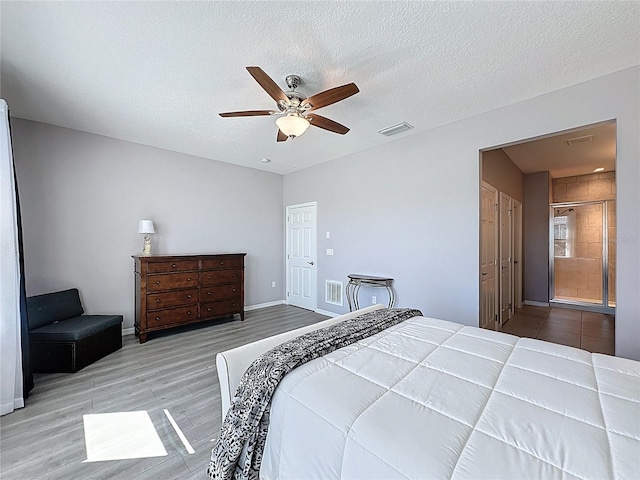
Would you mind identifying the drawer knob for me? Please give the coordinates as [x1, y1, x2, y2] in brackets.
[220, 261, 224, 265]
[232, 303, 236, 307]
[232, 273, 236, 277]
[207, 308, 212, 312]
[232, 288, 236, 292]
[187, 311, 192, 315]
[187, 294, 192, 299]
[207, 291, 212, 295]
[156, 316, 161, 321]
[156, 299, 161, 303]
[187, 278, 192, 281]
[207, 275, 212, 279]
[172, 264, 177, 268]
[156, 281, 161, 284]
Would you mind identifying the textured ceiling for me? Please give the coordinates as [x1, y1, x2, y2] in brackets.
[1, 1, 638, 175]
[502, 122, 617, 179]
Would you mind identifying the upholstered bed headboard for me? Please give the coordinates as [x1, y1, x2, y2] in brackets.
[216, 304, 385, 418]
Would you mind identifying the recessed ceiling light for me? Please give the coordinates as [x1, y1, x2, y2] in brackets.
[593, 167, 605, 172]
[261, 158, 271, 163]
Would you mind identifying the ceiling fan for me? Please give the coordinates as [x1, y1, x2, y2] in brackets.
[219, 66, 359, 142]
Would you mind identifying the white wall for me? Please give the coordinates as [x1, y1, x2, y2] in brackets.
[523, 172, 552, 303]
[12, 120, 284, 330]
[482, 149, 524, 203]
[284, 66, 640, 360]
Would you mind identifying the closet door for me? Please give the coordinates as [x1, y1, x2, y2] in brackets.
[499, 193, 513, 326]
[480, 183, 498, 330]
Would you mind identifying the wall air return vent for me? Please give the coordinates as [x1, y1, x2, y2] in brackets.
[325, 280, 343, 306]
[378, 122, 414, 137]
[566, 134, 594, 146]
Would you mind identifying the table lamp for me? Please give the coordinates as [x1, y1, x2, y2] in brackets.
[138, 219, 155, 255]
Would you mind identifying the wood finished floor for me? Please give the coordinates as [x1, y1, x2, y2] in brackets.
[1, 305, 616, 479]
[0, 305, 328, 480]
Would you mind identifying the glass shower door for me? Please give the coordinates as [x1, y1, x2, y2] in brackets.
[607, 200, 616, 307]
[552, 203, 604, 304]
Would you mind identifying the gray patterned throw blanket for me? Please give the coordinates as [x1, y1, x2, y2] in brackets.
[207, 307, 422, 480]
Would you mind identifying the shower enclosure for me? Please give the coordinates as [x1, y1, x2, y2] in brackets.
[550, 200, 615, 312]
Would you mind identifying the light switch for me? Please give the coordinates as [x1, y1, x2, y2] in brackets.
[326, 232, 331, 239]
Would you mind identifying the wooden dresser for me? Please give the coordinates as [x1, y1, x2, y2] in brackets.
[133, 253, 246, 343]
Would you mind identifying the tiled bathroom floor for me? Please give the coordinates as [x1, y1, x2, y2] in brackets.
[498, 305, 615, 355]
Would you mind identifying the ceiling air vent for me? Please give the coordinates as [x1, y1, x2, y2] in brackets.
[378, 122, 414, 137]
[566, 134, 593, 146]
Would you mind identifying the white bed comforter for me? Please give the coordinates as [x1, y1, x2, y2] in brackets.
[261, 316, 640, 479]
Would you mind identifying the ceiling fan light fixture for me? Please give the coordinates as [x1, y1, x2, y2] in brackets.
[276, 114, 310, 138]
[220, 67, 358, 142]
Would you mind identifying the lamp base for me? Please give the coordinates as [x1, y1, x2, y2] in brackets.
[142, 235, 152, 255]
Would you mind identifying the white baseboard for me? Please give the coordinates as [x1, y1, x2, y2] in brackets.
[524, 300, 550, 307]
[122, 327, 135, 336]
[244, 300, 285, 311]
[315, 308, 340, 317]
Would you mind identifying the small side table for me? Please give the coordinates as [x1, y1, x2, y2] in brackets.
[346, 274, 395, 311]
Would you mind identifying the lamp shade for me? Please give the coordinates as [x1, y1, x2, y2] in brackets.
[276, 114, 310, 138]
[138, 219, 155, 234]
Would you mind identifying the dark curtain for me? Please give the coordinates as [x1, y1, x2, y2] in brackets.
[9, 114, 33, 397]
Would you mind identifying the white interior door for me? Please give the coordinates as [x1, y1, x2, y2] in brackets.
[512, 199, 523, 309]
[499, 192, 513, 326]
[480, 183, 498, 330]
[286, 202, 317, 311]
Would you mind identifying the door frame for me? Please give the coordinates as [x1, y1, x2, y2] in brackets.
[285, 201, 318, 310]
[512, 199, 523, 309]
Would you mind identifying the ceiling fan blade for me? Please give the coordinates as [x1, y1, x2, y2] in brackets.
[308, 114, 350, 134]
[219, 110, 275, 117]
[246, 66, 289, 104]
[304, 83, 359, 111]
[277, 129, 288, 142]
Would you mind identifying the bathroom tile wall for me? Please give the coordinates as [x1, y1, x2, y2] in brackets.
[552, 172, 616, 303]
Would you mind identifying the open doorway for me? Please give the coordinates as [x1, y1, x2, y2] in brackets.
[479, 120, 616, 354]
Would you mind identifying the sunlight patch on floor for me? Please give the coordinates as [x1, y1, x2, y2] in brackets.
[83, 411, 168, 462]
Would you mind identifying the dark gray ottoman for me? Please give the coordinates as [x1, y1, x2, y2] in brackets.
[27, 288, 123, 373]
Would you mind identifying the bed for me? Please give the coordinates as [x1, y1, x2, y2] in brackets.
[211, 305, 640, 479]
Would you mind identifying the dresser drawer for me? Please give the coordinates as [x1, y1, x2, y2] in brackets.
[147, 305, 197, 327]
[201, 298, 242, 318]
[147, 260, 198, 274]
[201, 256, 244, 270]
[147, 273, 199, 292]
[147, 288, 198, 310]
[201, 284, 241, 301]
[201, 269, 242, 286]
[134, 253, 246, 343]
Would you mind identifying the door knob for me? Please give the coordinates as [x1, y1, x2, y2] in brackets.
[307, 261, 315, 265]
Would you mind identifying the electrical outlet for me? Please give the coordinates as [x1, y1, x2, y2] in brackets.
[372, 296, 377, 304]
[326, 249, 334, 255]
[271, 281, 276, 288]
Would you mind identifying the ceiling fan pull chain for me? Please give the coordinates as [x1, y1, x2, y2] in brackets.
[291, 137, 296, 171]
